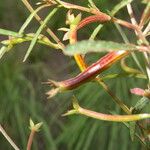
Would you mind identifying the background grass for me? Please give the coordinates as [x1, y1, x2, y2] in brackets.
[0, 0, 149, 150]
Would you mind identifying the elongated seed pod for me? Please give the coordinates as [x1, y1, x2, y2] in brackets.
[60, 51, 128, 89]
[78, 15, 111, 29]
[46, 13, 127, 98]
[46, 50, 129, 98]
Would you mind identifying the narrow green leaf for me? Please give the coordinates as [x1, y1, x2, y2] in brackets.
[29, 118, 34, 128]
[19, 4, 49, 34]
[88, 0, 97, 9]
[0, 28, 22, 37]
[123, 122, 147, 146]
[23, 8, 58, 62]
[121, 58, 144, 75]
[111, 111, 146, 146]
[111, 0, 133, 16]
[129, 122, 136, 141]
[0, 46, 7, 59]
[100, 73, 147, 80]
[132, 97, 150, 113]
[129, 97, 150, 141]
[0, 46, 10, 59]
[72, 96, 80, 110]
[89, 24, 103, 40]
[64, 40, 136, 56]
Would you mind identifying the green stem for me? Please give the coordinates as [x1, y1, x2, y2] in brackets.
[96, 78, 131, 114]
[78, 107, 150, 122]
[64, 98, 150, 122]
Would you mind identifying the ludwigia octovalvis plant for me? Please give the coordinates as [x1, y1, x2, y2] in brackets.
[0, 0, 150, 149]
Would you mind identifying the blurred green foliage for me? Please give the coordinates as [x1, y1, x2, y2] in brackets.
[0, 0, 149, 150]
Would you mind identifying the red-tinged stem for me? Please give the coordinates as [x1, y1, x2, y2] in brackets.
[27, 130, 35, 150]
[69, 16, 87, 71]
[56, 0, 105, 16]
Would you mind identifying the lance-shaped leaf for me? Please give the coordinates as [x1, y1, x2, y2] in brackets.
[129, 122, 136, 141]
[19, 4, 49, 35]
[129, 96, 150, 141]
[64, 40, 136, 56]
[132, 97, 150, 114]
[0, 28, 22, 37]
[121, 58, 145, 75]
[0, 46, 12, 59]
[23, 8, 58, 62]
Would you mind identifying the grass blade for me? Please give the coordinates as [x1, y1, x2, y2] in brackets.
[89, 24, 103, 40]
[0, 28, 22, 37]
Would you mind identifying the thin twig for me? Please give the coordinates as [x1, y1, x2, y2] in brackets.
[143, 21, 150, 35]
[96, 78, 131, 114]
[0, 124, 20, 150]
[126, 3, 150, 85]
[127, 4, 138, 26]
[126, 3, 138, 36]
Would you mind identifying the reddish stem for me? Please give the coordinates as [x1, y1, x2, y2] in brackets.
[27, 130, 35, 150]
[78, 14, 111, 29]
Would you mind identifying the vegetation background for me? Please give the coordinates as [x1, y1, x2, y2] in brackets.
[0, 0, 148, 150]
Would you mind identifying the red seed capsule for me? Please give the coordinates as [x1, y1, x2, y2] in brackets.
[46, 50, 128, 98]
